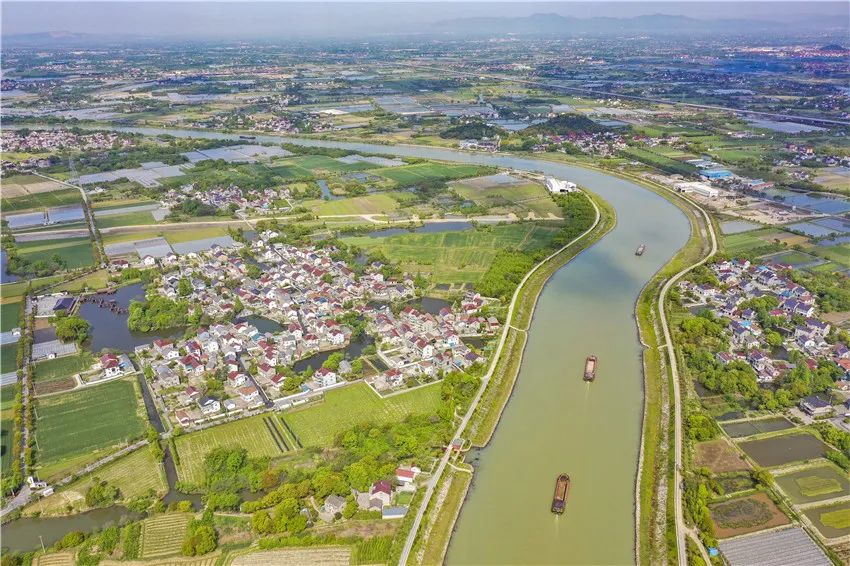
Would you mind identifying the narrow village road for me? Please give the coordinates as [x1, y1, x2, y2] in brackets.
[398, 194, 601, 566]
[655, 188, 717, 566]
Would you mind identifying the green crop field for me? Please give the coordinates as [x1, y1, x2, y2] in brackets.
[163, 226, 229, 244]
[141, 513, 193, 559]
[723, 228, 783, 255]
[283, 381, 441, 448]
[810, 243, 850, 269]
[17, 237, 95, 270]
[174, 414, 289, 484]
[619, 147, 699, 176]
[34, 378, 144, 468]
[1, 344, 17, 374]
[25, 445, 166, 516]
[453, 181, 562, 217]
[797, 475, 842, 497]
[33, 352, 95, 382]
[94, 210, 156, 229]
[0, 301, 21, 332]
[308, 192, 411, 216]
[374, 162, 493, 186]
[2, 188, 82, 212]
[344, 223, 560, 284]
[1, 417, 13, 474]
[822, 508, 850, 529]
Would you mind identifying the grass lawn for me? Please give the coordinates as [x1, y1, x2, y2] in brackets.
[373, 162, 494, 186]
[34, 378, 145, 469]
[2, 188, 82, 213]
[0, 301, 21, 332]
[174, 414, 289, 485]
[343, 223, 560, 284]
[141, 513, 193, 559]
[1, 344, 18, 374]
[17, 237, 95, 270]
[33, 352, 95, 382]
[24, 445, 167, 516]
[308, 193, 408, 216]
[95, 210, 157, 229]
[283, 381, 441, 448]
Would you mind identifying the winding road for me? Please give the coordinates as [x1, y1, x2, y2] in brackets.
[655, 186, 717, 566]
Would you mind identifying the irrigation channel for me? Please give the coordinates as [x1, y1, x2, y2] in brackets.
[26, 126, 691, 563]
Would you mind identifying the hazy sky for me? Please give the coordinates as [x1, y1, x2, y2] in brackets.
[3, 2, 846, 38]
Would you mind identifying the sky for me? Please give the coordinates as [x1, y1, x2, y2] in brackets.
[2, 2, 846, 38]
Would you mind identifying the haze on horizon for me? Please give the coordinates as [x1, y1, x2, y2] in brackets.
[2, 1, 846, 39]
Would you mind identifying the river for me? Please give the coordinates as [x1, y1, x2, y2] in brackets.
[50, 125, 691, 564]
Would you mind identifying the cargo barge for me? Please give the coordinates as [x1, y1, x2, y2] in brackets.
[635, 244, 646, 256]
[584, 355, 598, 381]
[551, 474, 571, 514]
[239, 135, 256, 140]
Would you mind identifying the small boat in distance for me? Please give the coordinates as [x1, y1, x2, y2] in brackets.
[552, 474, 571, 514]
[584, 355, 598, 381]
[635, 244, 646, 256]
[239, 135, 256, 140]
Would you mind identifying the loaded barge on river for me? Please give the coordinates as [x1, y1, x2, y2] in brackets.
[551, 474, 571, 514]
[583, 355, 598, 382]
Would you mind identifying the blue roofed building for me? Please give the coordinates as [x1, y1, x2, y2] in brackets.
[701, 169, 733, 180]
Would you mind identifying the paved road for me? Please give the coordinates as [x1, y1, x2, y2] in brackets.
[655, 186, 717, 566]
[398, 194, 601, 566]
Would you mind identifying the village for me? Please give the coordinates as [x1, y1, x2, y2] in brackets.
[126, 232, 496, 428]
[678, 258, 850, 417]
[161, 183, 291, 215]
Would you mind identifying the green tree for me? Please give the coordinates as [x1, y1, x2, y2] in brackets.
[55, 315, 90, 343]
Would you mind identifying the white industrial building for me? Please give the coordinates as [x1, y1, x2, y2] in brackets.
[545, 177, 578, 194]
[674, 182, 719, 198]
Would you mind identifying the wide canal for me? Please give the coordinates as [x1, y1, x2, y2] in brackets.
[74, 126, 690, 563]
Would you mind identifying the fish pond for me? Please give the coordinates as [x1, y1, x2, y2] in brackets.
[738, 432, 830, 467]
[721, 417, 795, 438]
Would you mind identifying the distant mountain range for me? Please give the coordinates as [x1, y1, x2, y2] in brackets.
[430, 13, 847, 36]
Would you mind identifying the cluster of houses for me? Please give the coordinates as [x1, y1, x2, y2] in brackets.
[135, 236, 494, 425]
[365, 297, 496, 391]
[678, 259, 848, 390]
[162, 183, 290, 215]
[778, 143, 850, 169]
[320, 466, 420, 522]
[534, 131, 628, 157]
[2, 129, 134, 153]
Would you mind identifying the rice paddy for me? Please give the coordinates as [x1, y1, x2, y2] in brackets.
[141, 513, 193, 559]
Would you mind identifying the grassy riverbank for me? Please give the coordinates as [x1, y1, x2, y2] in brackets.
[406, 191, 616, 565]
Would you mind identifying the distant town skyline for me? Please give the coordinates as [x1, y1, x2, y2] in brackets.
[3, 1, 846, 39]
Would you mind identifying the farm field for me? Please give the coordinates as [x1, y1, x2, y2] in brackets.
[51, 269, 110, 294]
[803, 501, 850, 540]
[173, 413, 289, 485]
[452, 179, 562, 218]
[95, 210, 156, 229]
[373, 162, 494, 186]
[307, 192, 409, 216]
[141, 513, 193, 559]
[33, 551, 75, 566]
[1, 344, 17, 374]
[710, 492, 790, 539]
[282, 381, 441, 447]
[694, 439, 750, 473]
[34, 378, 145, 471]
[1, 174, 67, 198]
[232, 547, 351, 566]
[1, 416, 13, 475]
[721, 417, 795, 438]
[343, 223, 560, 284]
[738, 432, 830, 468]
[33, 352, 94, 382]
[2, 187, 82, 213]
[24, 445, 166, 516]
[163, 226, 230, 244]
[16, 237, 95, 270]
[775, 464, 850, 505]
[722, 228, 784, 255]
[1, 301, 21, 332]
